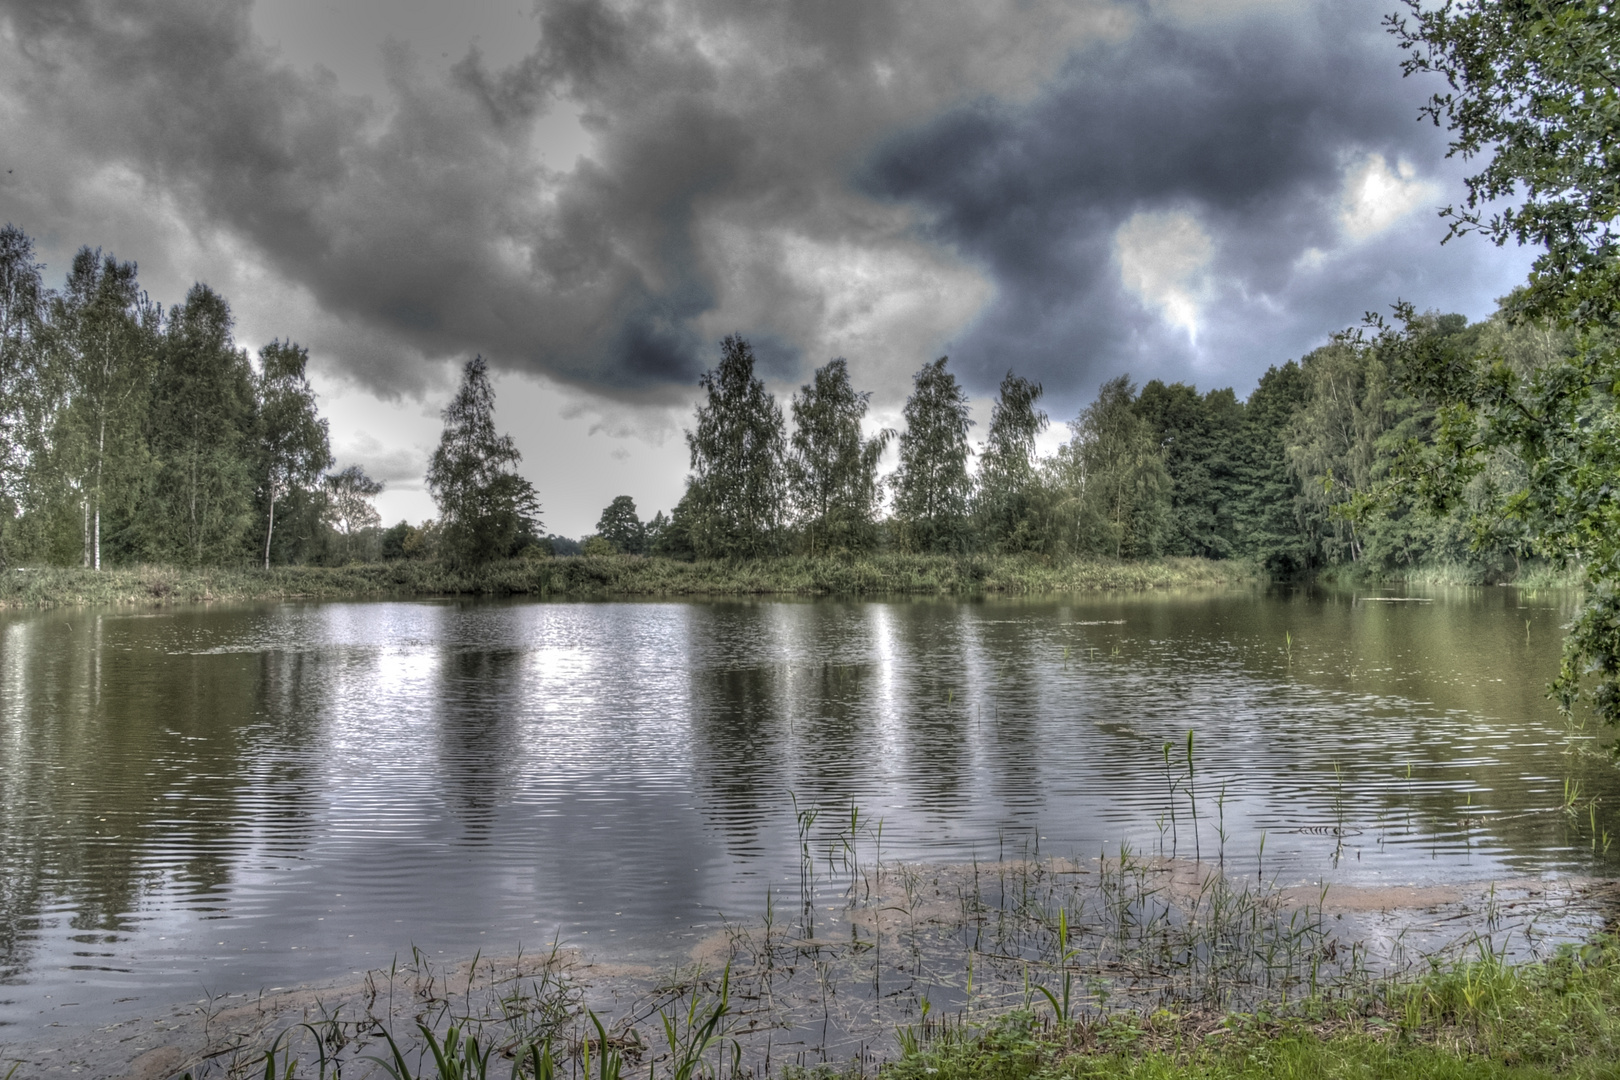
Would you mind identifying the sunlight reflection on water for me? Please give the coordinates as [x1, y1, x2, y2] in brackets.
[0, 585, 1610, 1033]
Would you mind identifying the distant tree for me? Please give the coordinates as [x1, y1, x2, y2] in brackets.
[1134, 380, 1244, 558]
[426, 356, 542, 566]
[892, 357, 973, 553]
[380, 520, 414, 560]
[1285, 337, 1403, 567]
[595, 495, 646, 554]
[787, 358, 891, 555]
[256, 340, 331, 568]
[0, 225, 46, 563]
[546, 533, 582, 556]
[1048, 376, 1170, 559]
[144, 284, 257, 565]
[974, 371, 1047, 552]
[650, 501, 696, 560]
[324, 465, 383, 562]
[643, 509, 671, 554]
[581, 534, 614, 556]
[683, 335, 787, 558]
[1227, 363, 1310, 572]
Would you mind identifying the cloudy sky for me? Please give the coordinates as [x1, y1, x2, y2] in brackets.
[0, 0, 1532, 535]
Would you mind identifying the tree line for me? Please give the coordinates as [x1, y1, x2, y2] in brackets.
[0, 228, 368, 569]
[606, 317, 1544, 580]
[0, 222, 1551, 578]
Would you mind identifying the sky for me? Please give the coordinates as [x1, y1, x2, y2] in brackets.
[0, 0, 1535, 536]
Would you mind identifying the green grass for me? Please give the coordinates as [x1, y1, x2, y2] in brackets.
[0, 553, 1254, 610]
[886, 937, 1620, 1080]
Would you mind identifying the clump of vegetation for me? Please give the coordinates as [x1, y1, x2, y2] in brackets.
[0, 553, 1252, 609]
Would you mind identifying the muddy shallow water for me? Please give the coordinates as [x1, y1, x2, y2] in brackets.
[2, 585, 1617, 1071]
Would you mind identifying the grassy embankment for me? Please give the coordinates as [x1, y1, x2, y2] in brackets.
[0, 554, 1253, 609]
[888, 940, 1620, 1080]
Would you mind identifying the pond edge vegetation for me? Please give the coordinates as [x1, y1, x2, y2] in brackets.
[0, 554, 1258, 610]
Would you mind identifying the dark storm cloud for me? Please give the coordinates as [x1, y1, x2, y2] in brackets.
[0, 0, 1130, 396]
[0, 0, 1529, 405]
[860, 2, 1530, 412]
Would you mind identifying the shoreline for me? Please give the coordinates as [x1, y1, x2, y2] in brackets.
[6, 862, 1617, 1080]
[0, 554, 1259, 611]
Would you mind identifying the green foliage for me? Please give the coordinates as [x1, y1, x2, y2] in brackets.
[1371, 303, 1620, 720]
[595, 495, 646, 554]
[1376, 2, 1620, 728]
[652, 499, 697, 560]
[683, 335, 788, 558]
[426, 356, 542, 568]
[143, 283, 257, 566]
[1390, 0, 1620, 327]
[0, 224, 45, 565]
[974, 371, 1048, 553]
[1227, 363, 1311, 572]
[257, 340, 331, 568]
[255, 341, 332, 569]
[0, 554, 1251, 609]
[893, 357, 974, 553]
[643, 509, 671, 554]
[787, 358, 890, 555]
[33, 248, 160, 569]
[886, 935, 1620, 1080]
[1048, 376, 1170, 559]
[1134, 381, 1243, 559]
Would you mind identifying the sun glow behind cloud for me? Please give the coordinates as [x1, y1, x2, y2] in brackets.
[1339, 152, 1438, 241]
[1113, 210, 1215, 343]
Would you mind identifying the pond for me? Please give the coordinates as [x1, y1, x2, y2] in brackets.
[1, 585, 1615, 1051]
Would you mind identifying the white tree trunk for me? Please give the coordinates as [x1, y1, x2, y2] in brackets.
[263, 479, 277, 571]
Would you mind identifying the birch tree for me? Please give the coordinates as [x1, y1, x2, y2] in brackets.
[1048, 377, 1169, 558]
[0, 225, 45, 563]
[324, 465, 383, 563]
[786, 358, 890, 555]
[45, 249, 158, 569]
[683, 335, 787, 558]
[145, 284, 256, 565]
[257, 340, 331, 568]
[892, 357, 973, 553]
[974, 371, 1047, 552]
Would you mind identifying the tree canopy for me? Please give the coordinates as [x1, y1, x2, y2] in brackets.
[595, 495, 647, 554]
[1381, 0, 1620, 728]
[893, 357, 974, 553]
[787, 358, 890, 555]
[426, 355, 542, 567]
[682, 335, 787, 559]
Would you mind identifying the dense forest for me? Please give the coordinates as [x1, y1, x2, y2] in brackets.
[0, 223, 1557, 579]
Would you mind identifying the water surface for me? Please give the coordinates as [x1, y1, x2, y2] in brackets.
[1, 586, 1613, 1036]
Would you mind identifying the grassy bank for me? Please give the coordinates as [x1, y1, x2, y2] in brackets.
[890, 937, 1620, 1079]
[0, 553, 1254, 609]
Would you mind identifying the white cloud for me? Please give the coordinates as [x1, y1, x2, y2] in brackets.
[1114, 209, 1215, 341]
[1339, 152, 1438, 241]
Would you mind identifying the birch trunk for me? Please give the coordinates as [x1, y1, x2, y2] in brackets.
[263, 476, 277, 570]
